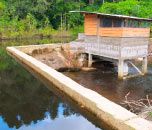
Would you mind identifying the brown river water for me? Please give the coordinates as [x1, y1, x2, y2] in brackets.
[63, 59, 152, 107]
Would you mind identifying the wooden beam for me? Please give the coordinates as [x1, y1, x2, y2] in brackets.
[123, 73, 144, 80]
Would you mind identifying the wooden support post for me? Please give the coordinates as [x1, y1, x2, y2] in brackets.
[88, 53, 92, 67]
[142, 57, 148, 74]
[118, 60, 124, 80]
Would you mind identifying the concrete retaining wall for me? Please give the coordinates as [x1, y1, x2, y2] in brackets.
[78, 33, 85, 39]
[85, 35, 149, 59]
[149, 39, 152, 56]
[6, 44, 152, 130]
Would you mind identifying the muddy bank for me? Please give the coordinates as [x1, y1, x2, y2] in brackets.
[33, 51, 82, 71]
[32, 47, 116, 73]
[31, 45, 88, 72]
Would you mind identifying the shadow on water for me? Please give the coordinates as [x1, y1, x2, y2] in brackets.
[63, 60, 152, 107]
[0, 38, 103, 130]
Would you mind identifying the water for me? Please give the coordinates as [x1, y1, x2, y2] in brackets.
[63, 61, 152, 106]
[1, 38, 152, 129]
[0, 38, 102, 130]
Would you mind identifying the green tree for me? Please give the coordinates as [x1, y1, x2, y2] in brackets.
[98, 0, 152, 18]
[0, 1, 5, 16]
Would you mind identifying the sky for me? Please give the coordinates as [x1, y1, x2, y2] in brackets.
[0, 104, 101, 130]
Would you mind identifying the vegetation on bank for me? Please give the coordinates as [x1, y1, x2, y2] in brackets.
[0, 0, 152, 39]
[0, 11, 84, 39]
[0, 0, 86, 39]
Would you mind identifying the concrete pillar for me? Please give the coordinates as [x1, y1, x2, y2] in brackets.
[142, 57, 148, 74]
[88, 53, 92, 67]
[123, 61, 129, 76]
[79, 53, 85, 67]
[118, 60, 124, 80]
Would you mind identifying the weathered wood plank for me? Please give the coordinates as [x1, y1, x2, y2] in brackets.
[122, 28, 150, 37]
[85, 14, 97, 36]
[99, 28, 123, 37]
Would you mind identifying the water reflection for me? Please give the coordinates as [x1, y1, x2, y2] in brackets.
[0, 66, 74, 129]
[15, 114, 100, 130]
[0, 39, 101, 130]
[63, 61, 152, 106]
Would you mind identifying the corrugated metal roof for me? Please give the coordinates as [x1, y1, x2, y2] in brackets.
[70, 11, 152, 21]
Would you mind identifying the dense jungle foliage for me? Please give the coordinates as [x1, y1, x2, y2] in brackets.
[0, 0, 152, 39]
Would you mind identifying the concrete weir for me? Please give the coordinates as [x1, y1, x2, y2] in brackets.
[6, 44, 152, 130]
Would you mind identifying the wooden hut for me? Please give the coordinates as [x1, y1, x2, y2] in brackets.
[70, 11, 152, 79]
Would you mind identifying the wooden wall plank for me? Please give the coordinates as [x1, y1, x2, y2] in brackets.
[85, 14, 98, 35]
[99, 28, 123, 37]
[122, 28, 150, 37]
[84, 14, 150, 38]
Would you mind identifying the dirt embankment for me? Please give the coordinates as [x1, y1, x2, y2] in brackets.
[32, 47, 87, 72]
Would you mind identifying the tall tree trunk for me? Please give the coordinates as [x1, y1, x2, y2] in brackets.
[89, 0, 94, 4]
[61, 13, 63, 43]
[79, 0, 81, 11]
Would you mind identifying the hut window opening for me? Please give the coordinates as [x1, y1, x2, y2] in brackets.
[123, 19, 128, 27]
[102, 17, 112, 27]
[133, 20, 139, 28]
[113, 18, 122, 27]
[100, 17, 151, 28]
[123, 20, 129, 27]
[123, 20, 135, 27]
[128, 20, 133, 27]
[123, 19, 150, 28]
[148, 22, 151, 28]
[141, 21, 150, 28]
